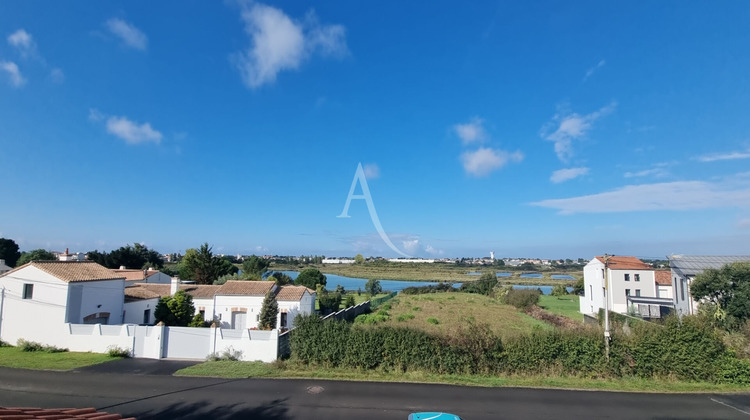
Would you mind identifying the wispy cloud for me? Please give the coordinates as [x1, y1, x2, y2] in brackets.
[363, 163, 380, 179]
[7, 29, 37, 59]
[425, 245, 444, 256]
[550, 167, 589, 183]
[541, 102, 616, 162]
[90, 109, 162, 145]
[106, 18, 148, 50]
[106, 116, 162, 144]
[453, 117, 486, 144]
[234, 2, 347, 88]
[49, 68, 64, 83]
[583, 59, 605, 82]
[461, 147, 523, 177]
[531, 177, 750, 214]
[695, 149, 750, 162]
[1, 61, 25, 87]
[624, 165, 669, 179]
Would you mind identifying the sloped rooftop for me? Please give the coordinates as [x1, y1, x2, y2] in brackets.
[595, 256, 651, 270]
[669, 255, 750, 277]
[216, 280, 274, 296]
[0, 261, 125, 282]
[276, 285, 315, 301]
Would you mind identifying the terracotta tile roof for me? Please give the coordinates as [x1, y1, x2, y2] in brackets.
[655, 270, 672, 286]
[0, 406, 135, 419]
[595, 256, 651, 271]
[0, 261, 125, 282]
[124, 285, 162, 300]
[113, 269, 160, 282]
[128, 283, 222, 300]
[276, 285, 315, 301]
[182, 284, 222, 299]
[217, 280, 274, 296]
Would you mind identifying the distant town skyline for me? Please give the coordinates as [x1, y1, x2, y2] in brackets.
[2, 2, 749, 259]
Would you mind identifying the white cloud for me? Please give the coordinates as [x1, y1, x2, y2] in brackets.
[583, 59, 605, 82]
[1, 61, 25, 87]
[49, 67, 64, 83]
[234, 2, 347, 88]
[541, 102, 616, 162]
[550, 167, 589, 183]
[531, 179, 750, 214]
[454, 117, 486, 144]
[425, 245, 444, 256]
[461, 147, 523, 177]
[402, 238, 420, 255]
[624, 167, 668, 179]
[105, 115, 162, 144]
[88, 108, 105, 122]
[363, 163, 380, 179]
[696, 149, 750, 162]
[7, 29, 37, 59]
[106, 18, 148, 50]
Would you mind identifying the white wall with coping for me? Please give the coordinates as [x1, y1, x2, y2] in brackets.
[123, 298, 158, 325]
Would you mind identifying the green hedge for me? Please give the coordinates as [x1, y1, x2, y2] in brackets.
[289, 314, 750, 383]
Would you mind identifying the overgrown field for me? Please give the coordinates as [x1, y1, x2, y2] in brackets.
[271, 262, 580, 284]
[373, 293, 550, 339]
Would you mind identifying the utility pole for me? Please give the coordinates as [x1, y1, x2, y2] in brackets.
[603, 254, 611, 361]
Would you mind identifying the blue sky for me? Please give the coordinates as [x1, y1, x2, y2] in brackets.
[2, 1, 750, 259]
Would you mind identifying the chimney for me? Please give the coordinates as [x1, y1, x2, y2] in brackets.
[170, 277, 180, 295]
[119, 265, 126, 270]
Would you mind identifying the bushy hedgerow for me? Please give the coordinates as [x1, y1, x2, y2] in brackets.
[401, 283, 457, 295]
[289, 314, 750, 383]
[502, 288, 541, 309]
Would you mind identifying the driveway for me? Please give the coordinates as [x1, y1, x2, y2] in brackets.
[72, 358, 200, 375]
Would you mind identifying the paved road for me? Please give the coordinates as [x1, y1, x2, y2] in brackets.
[1, 366, 749, 419]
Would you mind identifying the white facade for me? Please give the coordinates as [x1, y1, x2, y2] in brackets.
[322, 258, 355, 264]
[0, 263, 126, 345]
[278, 290, 315, 329]
[212, 295, 265, 329]
[657, 284, 673, 299]
[579, 257, 656, 316]
[123, 298, 158, 325]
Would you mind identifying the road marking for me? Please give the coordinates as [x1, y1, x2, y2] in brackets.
[711, 397, 750, 416]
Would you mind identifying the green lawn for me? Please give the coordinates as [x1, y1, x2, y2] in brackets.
[538, 294, 582, 321]
[176, 360, 748, 393]
[0, 346, 120, 371]
[381, 292, 551, 339]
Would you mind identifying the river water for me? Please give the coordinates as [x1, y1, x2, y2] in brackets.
[280, 271, 574, 295]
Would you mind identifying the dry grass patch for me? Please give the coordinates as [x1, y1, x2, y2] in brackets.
[383, 293, 551, 339]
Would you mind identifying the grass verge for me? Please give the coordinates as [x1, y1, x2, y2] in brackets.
[175, 360, 748, 393]
[0, 346, 120, 371]
[538, 295, 583, 322]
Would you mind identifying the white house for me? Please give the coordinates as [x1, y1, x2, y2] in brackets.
[0, 261, 126, 344]
[579, 256, 658, 316]
[670, 254, 750, 317]
[123, 280, 315, 330]
[655, 270, 673, 299]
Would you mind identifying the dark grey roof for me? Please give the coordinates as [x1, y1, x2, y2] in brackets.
[669, 255, 750, 277]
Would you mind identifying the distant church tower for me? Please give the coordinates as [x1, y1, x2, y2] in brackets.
[490, 251, 495, 261]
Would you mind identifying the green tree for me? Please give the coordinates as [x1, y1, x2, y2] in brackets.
[242, 255, 270, 278]
[345, 295, 356, 308]
[86, 244, 163, 269]
[16, 249, 56, 266]
[318, 290, 342, 313]
[551, 284, 569, 296]
[691, 262, 750, 328]
[154, 290, 195, 326]
[267, 271, 293, 286]
[365, 278, 383, 296]
[460, 272, 497, 296]
[180, 243, 235, 284]
[572, 277, 584, 295]
[259, 290, 279, 330]
[295, 268, 327, 290]
[354, 254, 365, 264]
[0, 238, 21, 267]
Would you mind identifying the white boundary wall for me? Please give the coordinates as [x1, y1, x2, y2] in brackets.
[0, 321, 279, 362]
